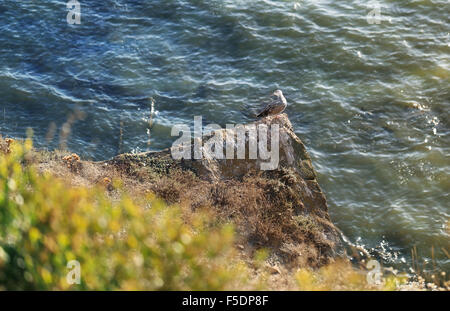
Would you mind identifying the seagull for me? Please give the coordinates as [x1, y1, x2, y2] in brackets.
[256, 89, 287, 118]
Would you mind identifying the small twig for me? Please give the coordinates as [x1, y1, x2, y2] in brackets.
[147, 97, 155, 148]
[442, 247, 450, 259]
[119, 119, 124, 154]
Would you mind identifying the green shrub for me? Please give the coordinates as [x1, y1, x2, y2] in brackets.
[0, 139, 248, 290]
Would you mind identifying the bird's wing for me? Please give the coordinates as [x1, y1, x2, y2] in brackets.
[257, 100, 277, 117]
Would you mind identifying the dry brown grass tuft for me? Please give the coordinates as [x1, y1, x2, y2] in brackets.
[62, 153, 81, 172]
[0, 136, 14, 154]
[121, 165, 338, 268]
[203, 175, 336, 268]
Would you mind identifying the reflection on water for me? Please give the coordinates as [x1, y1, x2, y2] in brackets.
[0, 0, 449, 274]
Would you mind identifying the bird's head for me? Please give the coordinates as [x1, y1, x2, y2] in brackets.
[272, 89, 283, 98]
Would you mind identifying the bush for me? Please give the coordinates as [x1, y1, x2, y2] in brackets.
[0, 139, 248, 290]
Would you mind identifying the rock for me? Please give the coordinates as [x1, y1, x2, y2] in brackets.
[106, 113, 342, 267]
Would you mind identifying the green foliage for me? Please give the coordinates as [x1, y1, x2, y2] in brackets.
[0, 139, 247, 290]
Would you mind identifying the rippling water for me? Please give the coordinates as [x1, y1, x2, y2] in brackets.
[1, 0, 449, 274]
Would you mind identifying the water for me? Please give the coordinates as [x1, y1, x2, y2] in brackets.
[1, 0, 449, 274]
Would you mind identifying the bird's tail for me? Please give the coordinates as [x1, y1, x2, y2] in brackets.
[256, 110, 268, 118]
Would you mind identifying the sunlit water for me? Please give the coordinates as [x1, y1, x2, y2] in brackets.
[1, 0, 449, 275]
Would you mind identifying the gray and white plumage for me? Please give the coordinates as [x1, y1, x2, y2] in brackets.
[256, 89, 287, 118]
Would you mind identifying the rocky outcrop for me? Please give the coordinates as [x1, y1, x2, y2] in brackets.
[107, 114, 342, 267]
